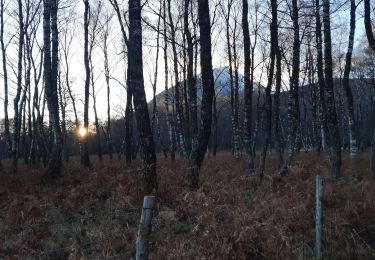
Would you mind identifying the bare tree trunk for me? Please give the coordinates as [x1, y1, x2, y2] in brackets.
[343, 0, 357, 176]
[21, 23, 29, 165]
[252, 82, 263, 156]
[322, 0, 341, 180]
[86, 2, 102, 161]
[223, 0, 236, 157]
[315, 0, 329, 154]
[184, 0, 197, 156]
[259, 0, 277, 177]
[279, 0, 300, 175]
[102, 15, 113, 160]
[21, 98, 27, 164]
[91, 66, 102, 162]
[250, 3, 261, 157]
[182, 34, 191, 155]
[273, 37, 283, 166]
[24, 2, 43, 165]
[125, 88, 133, 165]
[107, 0, 132, 163]
[306, 40, 320, 152]
[89, 3, 102, 162]
[30, 43, 43, 165]
[128, 0, 157, 194]
[12, 0, 25, 172]
[163, 0, 175, 160]
[0, 0, 11, 157]
[187, 0, 214, 190]
[151, 3, 167, 157]
[212, 95, 218, 156]
[62, 31, 79, 129]
[58, 69, 69, 163]
[167, 0, 186, 157]
[109, 0, 128, 45]
[364, 0, 375, 175]
[26, 31, 32, 164]
[44, 0, 62, 178]
[233, 19, 241, 159]
[82, 0, 91, 168]
[242, 0, 254, 174]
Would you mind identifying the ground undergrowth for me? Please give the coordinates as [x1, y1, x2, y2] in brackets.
[0, 152, 374, 259]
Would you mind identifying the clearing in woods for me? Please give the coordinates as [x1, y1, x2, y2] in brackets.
[0, 152, 374, 259]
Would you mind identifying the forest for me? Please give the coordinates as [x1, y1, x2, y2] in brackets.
[0, 0, 375, 259]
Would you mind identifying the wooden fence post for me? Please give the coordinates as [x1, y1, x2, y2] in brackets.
[136, 196, 156, 260]
[315, 175, 324, 260]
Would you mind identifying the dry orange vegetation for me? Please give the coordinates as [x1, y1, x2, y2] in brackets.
[0, 152, 374, 259]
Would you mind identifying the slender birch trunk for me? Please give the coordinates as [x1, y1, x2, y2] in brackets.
[343, 0, 357, 176]
[82, 0, 91, 168]
[242, 0, 255, 174]
[322, 0, 341, 180]
[44, 0, 63, 178]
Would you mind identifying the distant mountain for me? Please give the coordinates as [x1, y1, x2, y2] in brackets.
[155, 67, 262, 104]
[149, 77, 375, 152]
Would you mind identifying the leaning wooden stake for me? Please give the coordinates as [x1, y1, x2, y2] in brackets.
[315, 175, 324, 260]
[136, 196, 156, 260]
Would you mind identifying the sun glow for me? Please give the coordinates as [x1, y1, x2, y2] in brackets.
[79, 126, 87, 138]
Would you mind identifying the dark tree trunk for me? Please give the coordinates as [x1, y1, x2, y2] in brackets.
[87, 5, 102, 162]
[39, 97, 48, 166]
[82, 0, 91, 168]
[30, 44, 44, 165]
[273, 36, 283, 166]
[259, 0, 277, 177]
[185, 0, 197, 155]
[223, 1, 236, 157]
[108, 0, 132, 163]
[91, 66, 102, 162]
[242, 0, 254, 174]
[62, 32, 79, 130]
[58, 71, 69, 163]
[25, 27, 32, 164]
[151, 12, 161, 134]
[12, 0, 25, 172]
[151, 4, 167, 157]
[249, 4, 261, 157]
[306, 41, 320, 152]
[102, 19, 113, 160]
[0, 0, 11, 157]
[21, 6, 31, 165]
[167, 0, 186, 157]
[128, 0, 157, 194]
[279, 0, 300, 174]
[233, 20, 241, 159]
[109, 0, 128, 45]
[364, 0, 375, 175]
[212, 95, 217, 156]
[364, 0, 375, 51]
[343, 0, 357, 176]
[163, 0, 175, 160]
[322, 0, 341, 180]
[187, 0, 214, 190]
[43, 0, 62, 178]
[125, 89, 133, 165]
[253, 82, 263, 156]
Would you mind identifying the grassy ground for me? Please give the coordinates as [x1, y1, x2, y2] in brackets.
[0, 152, 374, 259]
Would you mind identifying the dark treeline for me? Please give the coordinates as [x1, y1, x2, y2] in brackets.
[1, 0, 375, 194]
[2, 77, 374, 164]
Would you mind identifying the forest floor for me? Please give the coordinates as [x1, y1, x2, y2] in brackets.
[0, 152, 374, 259]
